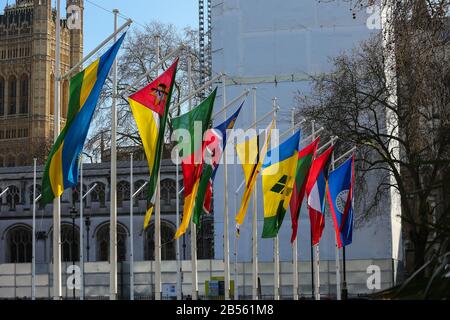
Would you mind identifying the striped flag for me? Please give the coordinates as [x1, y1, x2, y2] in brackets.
[193, 102, 243, 225]
[305, 146, 334, 245]
[289, 137, 320, 242]
[173, 89, 217, 239]
[128, 58, 179, 230]
[40, 33, 126, 206]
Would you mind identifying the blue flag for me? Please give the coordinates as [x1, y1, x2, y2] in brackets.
[327, 154, 354, 248]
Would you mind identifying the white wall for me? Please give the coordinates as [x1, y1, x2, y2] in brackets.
[210, 0, 400, 263]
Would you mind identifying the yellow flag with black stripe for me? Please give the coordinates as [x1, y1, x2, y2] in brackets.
[235, 119, 275, 226]
[261, 130, 300, 238]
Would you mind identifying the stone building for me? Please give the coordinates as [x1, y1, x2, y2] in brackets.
[0, 160, 214, 266]
[0, 0, 83, 167]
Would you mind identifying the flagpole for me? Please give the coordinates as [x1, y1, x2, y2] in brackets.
[109, 8, 119, 301]
[342, 246, 348, 299]
[129, 153, 134, 300]
[233, 163, 239, 300]
[251, 87, 258, 300]
[176, 151, 182, 300]
[291, 108, 299, 300]
[53, 0, 62, 300]
[80, 162, 84, 300]
[154, 34, 162, 301]
[222, 75, 231, 300]
[188, 55, 199, 300]
[32, 158, 37, 300]
[272, 98, 280, 301]
[310, 120, 316, 300]
[331, 138, 341, 300]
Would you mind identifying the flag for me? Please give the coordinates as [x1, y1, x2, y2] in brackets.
[235, 119, 275, 227]
[173, 88, 217, 239]
[40, 33, 126, 206]
[327, 154, 355, 248]
[193, 102, 243, 225]
[128, 58, 179, 230]
[289, 137, 320, 243]
[305, 145, 334, 245]
[261, 131, 301, 238]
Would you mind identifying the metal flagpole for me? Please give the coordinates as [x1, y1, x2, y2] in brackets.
[251, 87, 258, 300]
[291, 108, 299, 300]
[223, 76, 231, 300]
[233, 161, 239, 300]
[330, 139, 342, 300]
[53, 0, 62, 300]
[154, 35, 162, 301]
[188, 55, 199, 300]
[109, 8, 119, 300]
[129, 153, 134, 300]
[272, 98, 280, 301]
[176, 151, 182, 300]
[310, 120, 316, 300]
[80, 162, 84, 300]
[32, 158, 37, 300]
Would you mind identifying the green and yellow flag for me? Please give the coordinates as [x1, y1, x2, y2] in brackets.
[172, 88, 217, 239]
[235, 119, 275, 227]
[40, 33, 126, 206]
[261, 130, 300, 238]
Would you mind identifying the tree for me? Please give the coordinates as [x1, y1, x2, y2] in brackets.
[85, 22, 208, 162]
[296, 0, 449, 277]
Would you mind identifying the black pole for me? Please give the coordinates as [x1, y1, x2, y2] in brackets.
[310, 227, 314, 300]
[342, 246, 348, 300]
[85, 217, 90, 262]
[72, 213, 76, 299]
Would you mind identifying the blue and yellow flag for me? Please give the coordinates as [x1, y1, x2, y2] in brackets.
[261, 130, 301, 238]
[40, 33, 126, 206]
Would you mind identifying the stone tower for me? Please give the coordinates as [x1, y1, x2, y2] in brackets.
[0, 0, 84, 167]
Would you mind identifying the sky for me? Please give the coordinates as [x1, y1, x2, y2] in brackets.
[82, 0, 198, 53]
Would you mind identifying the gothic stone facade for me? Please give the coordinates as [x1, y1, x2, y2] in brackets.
[0, 159, 215, 265]
[0, 0, 83, 167]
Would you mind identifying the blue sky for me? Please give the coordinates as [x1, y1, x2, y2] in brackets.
[82, 0, 198, 53]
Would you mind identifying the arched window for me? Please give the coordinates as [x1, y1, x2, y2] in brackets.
[133, 180, 148, 207]
[19, 74, 28, 114]
[6, 185, 20, 210]
[0, 76, 5, 116]
[16, 154, 27, 166]
[6, 225, 32, 263]
[8, 75, 16, 115]
[144, 221, 176, 261]
[71, 184, 87, 207]
[28, 184, 42, 206]
[197, 217, 214, 260]
[61, 223, 79, 262]
[161, 179, 176, 206]
[90, 182, 106, 208]
[117, 181, 130, 208]
[96, 223, 127, 262]
[6, 155, 15, 167]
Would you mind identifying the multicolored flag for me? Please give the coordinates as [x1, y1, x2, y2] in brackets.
[327, 154, 355, 248]
[128, 58, 179, 230]
[261, 131, 301, 238]
[193, 102, 243, 225]
[305, 145, 334, 245]
[173, 89, 217, 239]
[235, 119, 275, 227]
[40, 33, 126, 206]
[289, 137, 320, 243]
